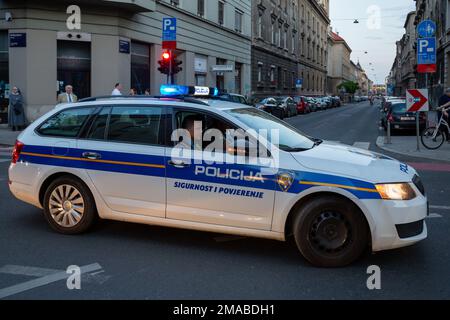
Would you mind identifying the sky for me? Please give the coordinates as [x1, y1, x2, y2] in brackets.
[329, 0, 416, 84]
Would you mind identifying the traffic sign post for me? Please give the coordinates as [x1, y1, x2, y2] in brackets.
[407, 89, 429, 151]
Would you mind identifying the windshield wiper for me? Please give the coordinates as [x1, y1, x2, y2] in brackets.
[313, 139, 323, 147]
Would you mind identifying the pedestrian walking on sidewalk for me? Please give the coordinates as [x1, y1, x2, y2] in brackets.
[438, 88, 450, 142]
[8, 87, 26, 132]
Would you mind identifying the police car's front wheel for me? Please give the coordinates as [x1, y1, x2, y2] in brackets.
[293, 196, 369, 267]
[43, 176, 97, 235]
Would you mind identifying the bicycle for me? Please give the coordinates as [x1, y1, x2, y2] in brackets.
[421, 106, 450, 150]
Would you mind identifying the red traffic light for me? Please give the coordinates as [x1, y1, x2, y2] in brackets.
[162, 52, 171, 60]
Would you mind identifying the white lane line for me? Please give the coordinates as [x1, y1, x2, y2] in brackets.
[0, 159, 10, 163]
[430, 205, 450, 211]
[0, 264, 110, 286]
[352, 142, 371, 150]
[0, 265, 60, 277]
[427, 213, 443, 219]
[0, 263, 102, 299]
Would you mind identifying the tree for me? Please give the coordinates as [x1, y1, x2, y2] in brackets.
[337, 81, 360, 94]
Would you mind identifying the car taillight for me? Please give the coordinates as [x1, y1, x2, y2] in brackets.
[11, 140, 24, 164]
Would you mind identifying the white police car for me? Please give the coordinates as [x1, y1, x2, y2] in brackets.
[8, 85, 428, 267]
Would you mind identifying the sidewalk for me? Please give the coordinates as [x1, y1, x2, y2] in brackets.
[376, 135, 450, 163]
[0, 125, 21, 147]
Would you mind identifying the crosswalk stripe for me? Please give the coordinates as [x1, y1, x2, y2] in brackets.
[352, 142, 371, 150]
[0, 159, 10, 163]
[427, 213, 443, 219]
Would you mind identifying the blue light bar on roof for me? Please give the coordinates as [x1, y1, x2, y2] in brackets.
[160, 85, 190, 96]
[160, 85, 221, 97]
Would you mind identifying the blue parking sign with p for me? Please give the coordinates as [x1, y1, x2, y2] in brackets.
[417, 37, 436, 65]
[162, 18, 177, 41]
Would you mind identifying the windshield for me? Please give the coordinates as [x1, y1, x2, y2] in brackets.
[225, 108, 315, 152]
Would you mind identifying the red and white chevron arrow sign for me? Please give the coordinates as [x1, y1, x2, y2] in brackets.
[406, 89, 429, 112]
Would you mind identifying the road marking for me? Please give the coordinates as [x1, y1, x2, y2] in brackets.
[352, 142, 371, 150]
[430, 205, 450, 211]
[0, 159, 10, 163]
[0, 264, 110, 285]
[407, 162, 450, 173]
[0, 263, 102, 299]
[427, 213, 443, 219]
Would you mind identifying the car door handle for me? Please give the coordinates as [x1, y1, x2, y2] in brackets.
[82, 152, 102, 160]
[168, 160, 190, 168]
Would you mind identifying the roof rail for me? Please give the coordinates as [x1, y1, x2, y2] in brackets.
[78, 95, 209, 106]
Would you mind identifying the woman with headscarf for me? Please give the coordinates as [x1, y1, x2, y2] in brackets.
[9, 86, 26, 131]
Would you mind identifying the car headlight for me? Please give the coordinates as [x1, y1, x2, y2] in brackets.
[375, 183, 417, 200]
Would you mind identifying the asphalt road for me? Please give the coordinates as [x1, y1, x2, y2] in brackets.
[0, 100, 449, 299]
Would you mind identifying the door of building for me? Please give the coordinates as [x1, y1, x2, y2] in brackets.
[57, 40, 91, 100]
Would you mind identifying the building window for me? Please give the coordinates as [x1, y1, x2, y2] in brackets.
[271, 23, 276, 44]
[292, 33, 295, 53]
[170, 0, 179, 6]
[257, 14, 263, 38]
[270, 66, 275, 84]
[197, 0, 205, 17]
[235, 10, 243, 33]
[283, 29, 288, 49]
[278, 25, 282, 47]
[257, 63, 263, 83]
[218, 1, 224, 25]
[131, 41, 150, 95]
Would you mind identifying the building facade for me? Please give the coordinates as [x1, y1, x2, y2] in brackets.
[250, 0, 330, 98]
[387, 11, 417, 97]
[0, 0, 251, 123]
[327, 31, 352, 96]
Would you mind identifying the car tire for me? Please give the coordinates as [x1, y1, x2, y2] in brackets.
[43, 176, 97, 235]
[292, 196, 369, 267]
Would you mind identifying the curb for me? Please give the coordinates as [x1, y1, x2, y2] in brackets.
[376, 136, 450, 163]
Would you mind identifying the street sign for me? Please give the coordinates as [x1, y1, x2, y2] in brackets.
[417, 20, 436, 38]
[406, 89, 429, 112]
[296, 79, 303, 88]
[162, 17, 177, 50]
[417, 37, 436, 73]
[9, 33, 26, 47]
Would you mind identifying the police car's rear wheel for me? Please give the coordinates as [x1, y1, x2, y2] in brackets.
[43, 176, 97, 234]
[293, 196, 369, 267]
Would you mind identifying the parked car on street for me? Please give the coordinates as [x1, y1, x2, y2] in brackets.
[217, 93, 249, 105]
[274, 96, 298, 118]
[293, 96, 311, 114]
[304, 97, 319, 112]
[381, 100, 427, 132]
[254, 97, 285, 119]
[315, 97, 329, 111]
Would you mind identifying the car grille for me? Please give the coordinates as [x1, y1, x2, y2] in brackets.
[413, 174, 425, 196]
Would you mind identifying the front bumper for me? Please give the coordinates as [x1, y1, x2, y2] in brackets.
[363, 194, 428, 252]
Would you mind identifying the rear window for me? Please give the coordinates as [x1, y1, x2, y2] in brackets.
[391, 103, 407, 113]
[37, 107, 92, 137]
